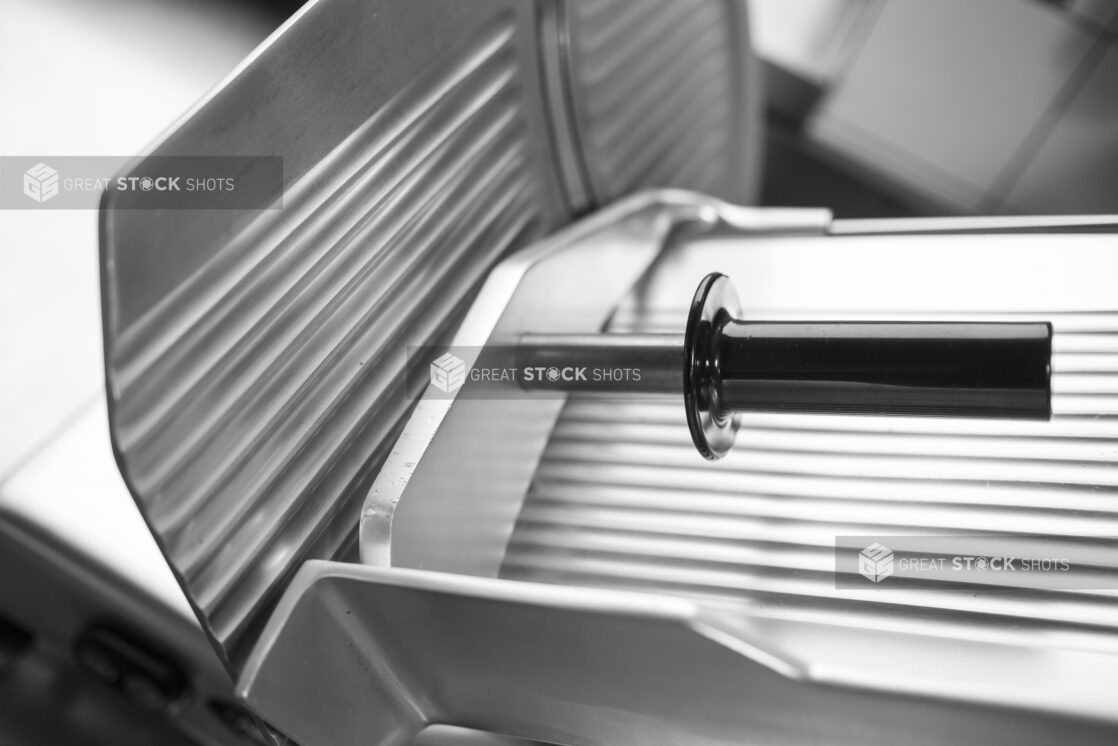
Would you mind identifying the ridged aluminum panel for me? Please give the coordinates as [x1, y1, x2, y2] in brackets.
[563, 0, 761, 204]
[101, 0, 567, 669]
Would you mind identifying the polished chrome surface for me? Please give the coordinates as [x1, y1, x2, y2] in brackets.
[101, 0, 569, 670]
[517, 332, 686, 393]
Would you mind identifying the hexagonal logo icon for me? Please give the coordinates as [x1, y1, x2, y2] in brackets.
[429, 352, 466, 393]
[23, 162, 60, 203]
[859, 542, 894, 584]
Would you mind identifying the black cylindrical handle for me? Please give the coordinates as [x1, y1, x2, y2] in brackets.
[714, 321, 1052, 419]
[684, 273, 1052, 459]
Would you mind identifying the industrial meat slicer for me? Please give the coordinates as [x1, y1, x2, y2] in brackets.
[99, 1, 1118, 744]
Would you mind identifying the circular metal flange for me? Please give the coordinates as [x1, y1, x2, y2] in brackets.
[684, 273, 742, 460]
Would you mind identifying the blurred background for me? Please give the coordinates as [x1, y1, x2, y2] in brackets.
[754, 0, 1118, 217]
[2, 0, 1117, 744]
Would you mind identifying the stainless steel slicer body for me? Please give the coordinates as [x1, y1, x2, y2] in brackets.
[96, 1, 1118, 745]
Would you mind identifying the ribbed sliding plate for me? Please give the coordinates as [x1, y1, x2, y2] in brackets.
[100, 0, 568, 671]
[503, 230, 1118, 716]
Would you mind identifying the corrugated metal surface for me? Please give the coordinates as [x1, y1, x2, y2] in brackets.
[504, 305, 1118, 654]
[102, 1, 564, 669]
[563, 0, 760, 203]
[100, 0, 769, 672]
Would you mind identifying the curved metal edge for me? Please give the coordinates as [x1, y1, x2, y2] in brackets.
[535, 0, 595, 213]
[831, 214, 1118, 235]
[237, 560, 1118, 746]
[235, 559, 807, 746]
[95, 1, 329, 676]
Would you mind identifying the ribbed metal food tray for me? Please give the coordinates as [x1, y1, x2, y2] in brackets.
[232, 198, 1118, 746]
[502, 229, 1118, 676]
[505, 320, 1118, 654]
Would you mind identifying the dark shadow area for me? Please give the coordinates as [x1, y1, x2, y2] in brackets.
[760, 117, 922, 219]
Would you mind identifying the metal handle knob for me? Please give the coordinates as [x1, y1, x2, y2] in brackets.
[520, 273, 1052, 460]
